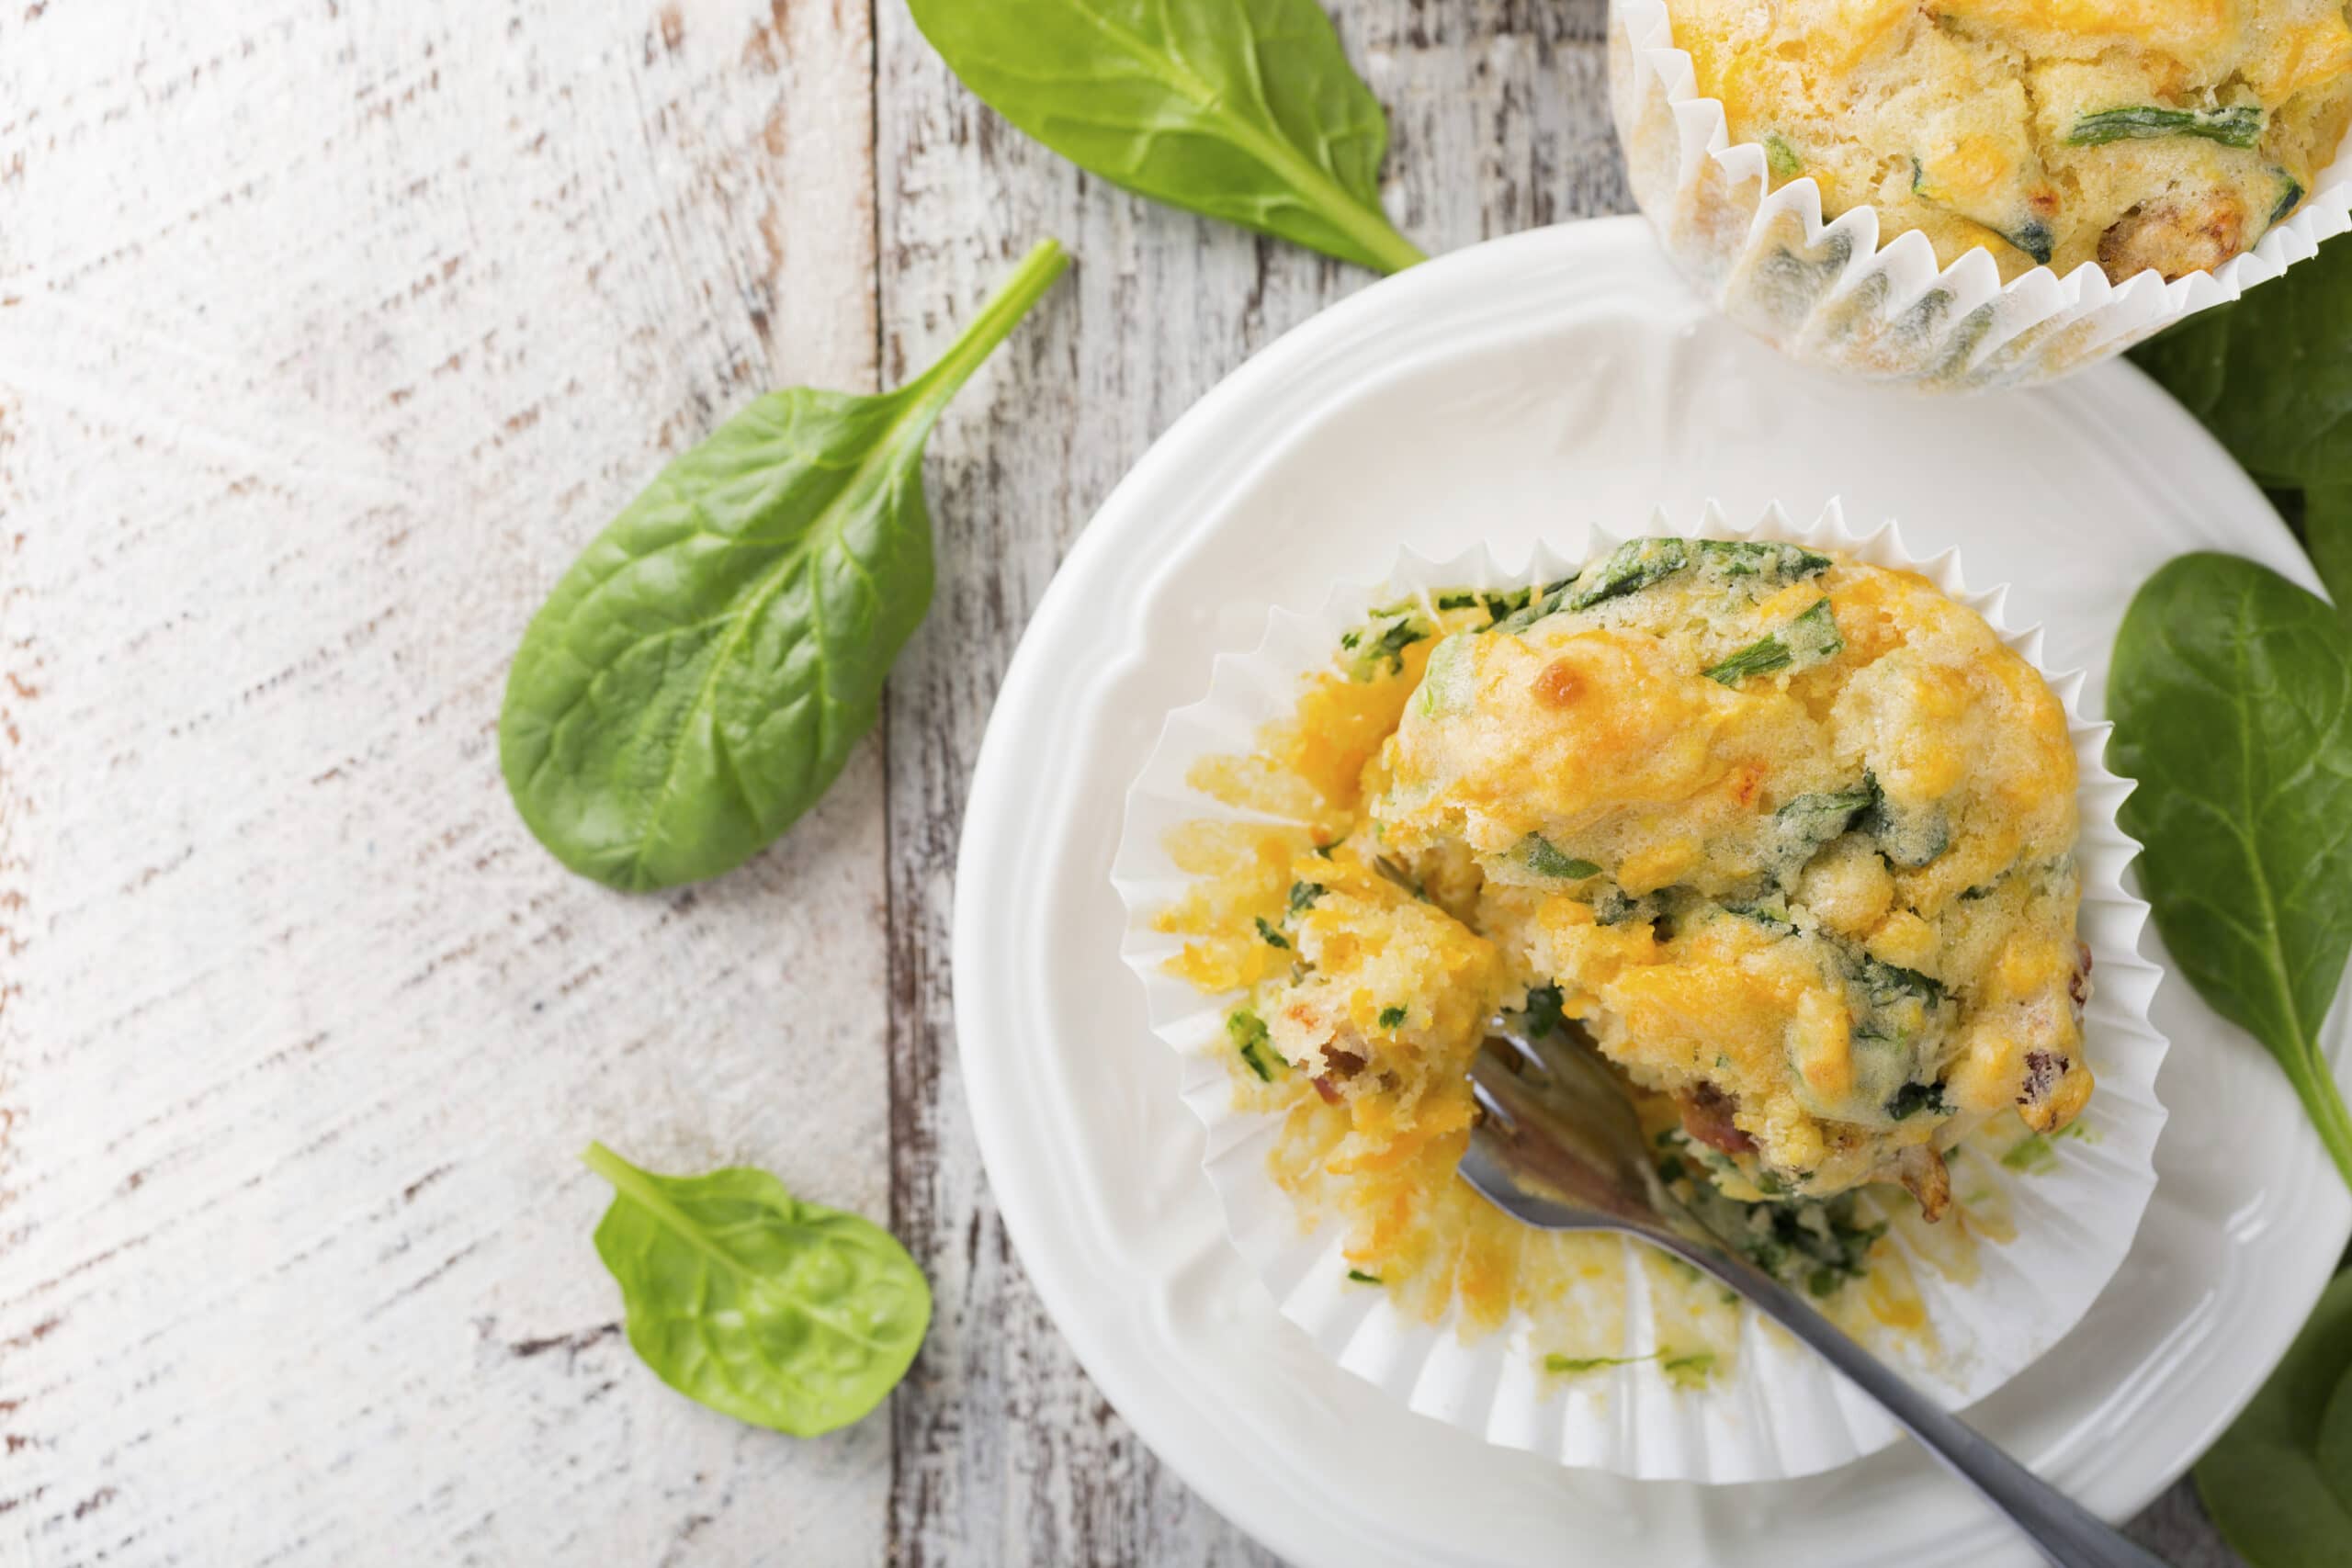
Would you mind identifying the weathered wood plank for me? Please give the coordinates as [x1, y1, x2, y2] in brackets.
[0, 3, 885, 1562]
[876, 5, 1628, 1562]
[2130, 1483, 2241, 1568]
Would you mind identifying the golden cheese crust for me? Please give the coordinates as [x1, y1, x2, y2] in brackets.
[1364, 542, 2090, 1206]
[1669, 0, 2352, 280]
[1152, 543, 2091, 1342]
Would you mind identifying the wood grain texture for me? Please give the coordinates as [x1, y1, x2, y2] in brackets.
[2, 2, 889, 1562]
[0, 0, 2263, 1562]
[872, 5, 1626, 1564]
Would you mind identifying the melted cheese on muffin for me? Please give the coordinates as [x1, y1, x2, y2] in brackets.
[1151, 547, 2099, 1356]
[1671, 0, 2352, 279]
[1360, 540, 2092, 1211]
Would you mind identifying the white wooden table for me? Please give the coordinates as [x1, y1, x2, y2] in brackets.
[0, 2, 2244, 1562]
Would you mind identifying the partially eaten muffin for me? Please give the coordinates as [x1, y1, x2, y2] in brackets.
[1232, 539, 2092, 1220]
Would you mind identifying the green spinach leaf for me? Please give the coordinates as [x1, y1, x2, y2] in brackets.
[501, 241, 1068, 889]
[2109, 554, 2352, 1188]
[2130, 235, 2352, 490]
[1545, 1350, 1657, 1375]
[2066, 105, 2263, 149]
[1228, 1008, 1284, 1080]
[905, 0, 1423, 275]
[1568, 537, 1690, 610]
[2308, 484, 2352, 625]
[1518, 833, 1600, 880]
[2195, 1268, 2352, 1568]
[1703, 597, 1842, 686]
[582, 1142, 930, 1437]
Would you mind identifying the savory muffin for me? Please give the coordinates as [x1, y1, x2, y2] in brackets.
[1669, 0, 2352, 280]
[1379, 540, 2091, 1213]
[1207, 539, 2092, 1224]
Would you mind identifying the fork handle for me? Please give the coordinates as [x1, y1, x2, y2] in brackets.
[1656, 1234, 2170, 1568]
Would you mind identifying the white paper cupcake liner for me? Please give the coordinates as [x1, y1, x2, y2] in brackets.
[1111, 501, 2170, 1483]
[1609, 0, 2352, 391]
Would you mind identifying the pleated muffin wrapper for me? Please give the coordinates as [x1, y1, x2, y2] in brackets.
[1609, 0, 2352, 391]
[1111, 502, 2169, 1483]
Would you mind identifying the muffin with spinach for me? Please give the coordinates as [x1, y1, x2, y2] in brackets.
[1368, 538, 2092, 1213]
[1125, 520, 2168, 1466]
[1668, 0, 2352, 282]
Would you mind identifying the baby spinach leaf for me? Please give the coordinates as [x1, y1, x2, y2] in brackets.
[1519, 983, 1568, 1039]
[2109, 554, 2352, 1189]
[1703, 598, 1841, 685]
[1545, 1350, 1657, 1375]
[1227, 1008, 1284, 1080]
[1887, 1080, 1949, 1123]
[500, 241, 1068, 889]
[582, 1142, 931, 1437]
[1344, 612, 1429, 679]
[2195, 1268, 2352, 1568]
[2130, 235, 2352, 490]
[2307, 484, 2352, 626]
[2066, 105, 2263, 149]
[905, 0, 1423, 275]
[1694, 538, 1832, 581]
[1567, 536, 1691, 611]
[2273, 175, 2309, 228]
[1518, 834, 1600, 880]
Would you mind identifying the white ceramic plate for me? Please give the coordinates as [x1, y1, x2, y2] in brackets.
[952, 216, 2352, 1568]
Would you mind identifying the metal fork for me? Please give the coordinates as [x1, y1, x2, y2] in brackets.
[1462, 1027, 2167, 1568]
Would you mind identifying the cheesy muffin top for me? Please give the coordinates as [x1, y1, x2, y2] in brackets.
[1204, 539, 2091, 1229]
[1671, 0, 2352, 280]
[1152, 541, 2100, 1353]
[1363, 539, 2091, 1214]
